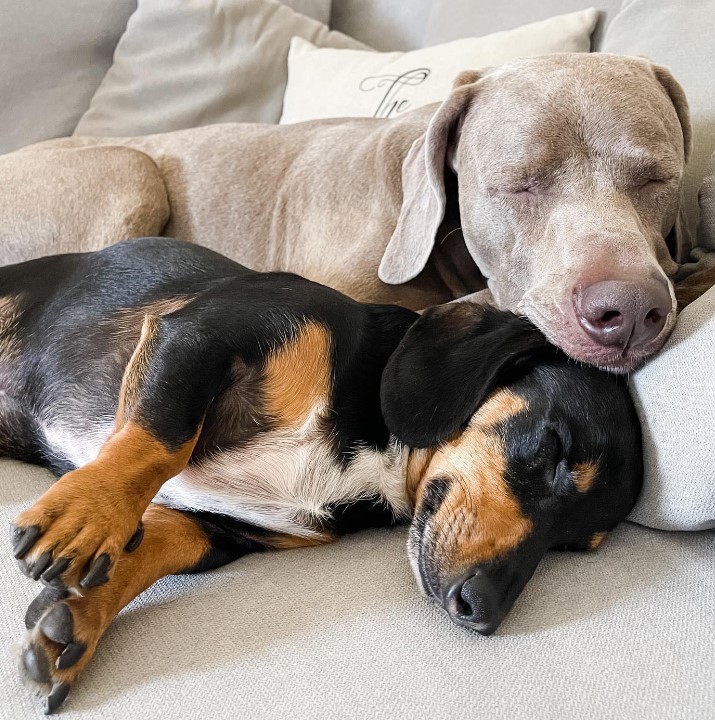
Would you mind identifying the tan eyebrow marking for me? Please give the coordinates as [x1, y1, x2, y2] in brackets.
[573, 462, 598, 493]
[469, 388, 528, 428]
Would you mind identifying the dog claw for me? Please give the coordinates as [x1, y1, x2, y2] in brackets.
[45, 682, 71, 715]
[29, 552, 53, 581]
[125, 522, 144, 553]
[26, 585, 69, 630]
[56, 641, 86, 670]
[80, 553, 110, 588]
[41, 558, 70, 584]
[11, 524, 41, 559]
[22, 645, 50, 684]
[18, 558, 33, 578]
[39, 602, 74, 645]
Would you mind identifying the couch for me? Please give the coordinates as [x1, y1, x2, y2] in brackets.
[1, 1, 714, 718]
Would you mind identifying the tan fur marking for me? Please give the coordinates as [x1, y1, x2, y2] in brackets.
[588, 532, 607, 550]
[92, 504, 211, 607]
[15, 422, 201, 587]
[409, 390, 527, 506]
[406, 448, 436, 505]
[104, 295, 194, 331]
[573, 462, 598, 493]
[141, 296, 195, 317]
[263, 322, 332, 428]
[416, 392, 532, 575]
[116, 314, 159, 429]
[22, 504, 211, 688]
[472, 388, 528, 429]
[264, 532, 333, 550]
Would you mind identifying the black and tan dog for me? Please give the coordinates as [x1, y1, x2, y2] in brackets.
[2, 238, 642, 713]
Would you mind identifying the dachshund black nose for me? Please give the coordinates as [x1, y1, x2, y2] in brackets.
[444, 574, 504, 636]
[574, 279, 671, 349]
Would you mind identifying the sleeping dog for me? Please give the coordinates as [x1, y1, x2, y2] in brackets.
[2, 238, 642, 713]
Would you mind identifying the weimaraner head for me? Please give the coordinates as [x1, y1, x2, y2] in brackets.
[379, 53, 691, 372]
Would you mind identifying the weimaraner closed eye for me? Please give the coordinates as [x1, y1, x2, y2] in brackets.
[0, 53, 691, 371]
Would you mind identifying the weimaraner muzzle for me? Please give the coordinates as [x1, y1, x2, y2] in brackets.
[0, 53, 691, 371]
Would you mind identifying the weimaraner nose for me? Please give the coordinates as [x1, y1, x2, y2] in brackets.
[574, 279, 671, 348]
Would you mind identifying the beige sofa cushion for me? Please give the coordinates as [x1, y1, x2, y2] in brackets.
[602, 0, 715, 256]
[74, 0, 367, 137]
[630, 285, 715, 530]
[424, 0, 622, 48]
[0, 0, 136, 154]
[280, 10, 598, 124]
[330, 0, 433, 50]
[1, 458, 714, 718]
[282, 0, 332, 24]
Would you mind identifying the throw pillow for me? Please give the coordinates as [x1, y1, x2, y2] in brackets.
[74, 0, 366, 136]
[629, 284, 715, 530]
[279, 9, 598, 124]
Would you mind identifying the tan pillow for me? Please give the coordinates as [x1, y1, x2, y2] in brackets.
[280, 9, 598, 124]
[74, 0, 368, 137]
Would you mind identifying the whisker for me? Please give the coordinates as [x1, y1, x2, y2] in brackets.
[438, 227, 463, 246]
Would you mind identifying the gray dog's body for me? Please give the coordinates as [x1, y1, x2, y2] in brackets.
[1, 53, 692, 369]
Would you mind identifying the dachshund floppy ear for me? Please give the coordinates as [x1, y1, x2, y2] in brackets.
[378, 73, 484, 286]
[380, 305, 557, 448]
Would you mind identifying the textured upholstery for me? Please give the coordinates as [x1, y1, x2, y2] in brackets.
[1, 459, 714, 719]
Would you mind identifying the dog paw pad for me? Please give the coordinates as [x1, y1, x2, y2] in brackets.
[22, 644, 51, 684]
[38, 602, 74, 645]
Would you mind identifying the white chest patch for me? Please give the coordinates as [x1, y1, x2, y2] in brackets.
[41, 407, 410, 538]
[155, 421, 410, 537]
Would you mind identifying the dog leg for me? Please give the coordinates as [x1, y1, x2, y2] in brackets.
[11, 312, 233, 589]
[17, 503, 262, 713]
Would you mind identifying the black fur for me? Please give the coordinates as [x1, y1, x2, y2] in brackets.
[382, 302, 643, 612]
[380, 304, 560, 448]
[2, 239, 642, 607]
[0, 238, 419, 561]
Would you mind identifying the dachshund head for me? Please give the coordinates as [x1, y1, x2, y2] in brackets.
[381, 305, 643, 634]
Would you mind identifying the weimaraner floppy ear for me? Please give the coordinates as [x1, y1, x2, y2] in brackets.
[378, 72, 484, 285]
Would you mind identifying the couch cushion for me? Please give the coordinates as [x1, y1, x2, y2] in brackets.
[699, 151, 715, 251]
[424, 0, 622, 48]
[280, 10, 598, 124]
[329, 0, 433, 50]
[0, 0, 137, 155]
[602, 0, 715, 257]
[630, 285, 715, 530]
[0, 0, 332, 155]
[73, 0, 366, 137]
[284, 0, 332, 24]
[1, 459, 713, 718]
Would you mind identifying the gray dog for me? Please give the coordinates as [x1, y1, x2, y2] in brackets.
[0, 53, 691, 371]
